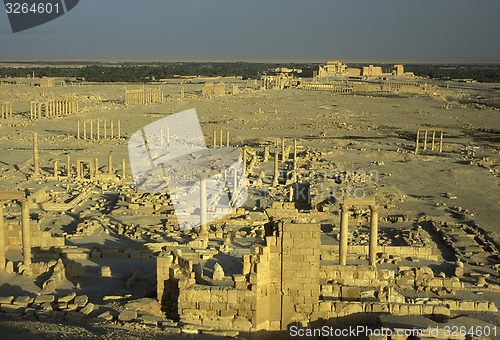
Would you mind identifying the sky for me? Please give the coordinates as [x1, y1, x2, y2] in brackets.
[0, 0, 499, 63]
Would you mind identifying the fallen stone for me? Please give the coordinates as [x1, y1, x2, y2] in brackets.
[13, 296, 34, 307]
[58, 293, 76, 303]
[0, 296, 14, 304]
[118, 310, 137, 322]
[74, 295, 89, 307]
[79, 302, 95, 316]
[96, 311, 114, 321]
[35, 295, 55, 304]
[1, 304, 26, 314]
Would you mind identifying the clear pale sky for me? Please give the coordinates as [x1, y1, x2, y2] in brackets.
[1, 0, 499, 62]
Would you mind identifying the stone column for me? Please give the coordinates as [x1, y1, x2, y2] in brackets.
[264, 146, 270, 162]
[226, 129, 230, 147]
[281, 137, 285, 163]
[21, 200, 31, 267]
[53, 161, 58, 179]
[219, 129, 223, 148]
[242, 147, 247, 175]
[369, 205, 379, 266]
[431, 130, 436, 151]
[108, 154, 113, 175]
[273, 152, 279, 186]
[90, 120, 93, 140]
[200, 175, 208, 234]
[423, 130, 428, 150]
[67, 155, 71, 178]
[339, 204, 349, 266]
[293, 138, 297, 182]
[77, 120, 80, 139]
[122, 159, 126, 179]
[439, 131, 443, 153]
[161, 126, 170, 147]
[33, 133, 39, 177]
[233, 167, 238, 197]
[0, 202, 5, 270]
[293, 138, 297, 164]
[97, 119, 100, 140]
[110, 121, 114, 139]
[83, 121, 87, 140]
[94, 158, 99, 178]
[213, 130, 217, 148]
[415, 129, 420, 154]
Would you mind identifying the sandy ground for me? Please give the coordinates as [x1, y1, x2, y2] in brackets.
[0, 78, 499, 338]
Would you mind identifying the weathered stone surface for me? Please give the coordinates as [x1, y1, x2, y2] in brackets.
[0, 296, 14, 304]
[213, 263, 225, 280]
[1, 304, 26, 314]
[74, 295, 89, 307]
[79, 302, 95, 316]
[13, 296, 34, 307]
[58, 293, 76, 303]
[35, 295, 55, 304]
[118, 310, 137, 322]
[96, 311, 114, 321]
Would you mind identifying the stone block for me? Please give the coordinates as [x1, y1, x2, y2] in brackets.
[1, 304, 25, 314]
[118, 310, 137, 322]
[79, 302, 94, 315]
[74, 295, 88, 307]
[13, 296, 34, 306]
[58, 293, 76, 303]
[433, 306, 450, 316]
[458, 301, 475, 311]
[97, 311, 114, 321]
[0, 296, 14, 304]
[35, 295, 55, 304]
[232, 318, 252, 331]
[100, 266, 111, 277]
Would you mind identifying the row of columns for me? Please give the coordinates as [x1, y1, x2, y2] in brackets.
[300, 83, 353, 93]
[202, 82, 225, 98]
[33, 134, 125, 180]
[74, 155, 126, 180]
[0, 101, 13, 119]
[125, 88, 162, 105]
[77, 119, 121, 140]
[30, 97, 78, 119]
[415, 129, 443, 154]
[265, 137, 298, 187]
[339, 202, 378, 266]
[212, 129, 230, 147]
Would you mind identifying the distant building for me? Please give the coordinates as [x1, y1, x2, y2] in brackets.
[316, 61, 413, 79]
[393, 64, 404, 76]
[362, 65, 383, 77]
[40, 77, 55, 87]
[317, 60, 348, 77]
